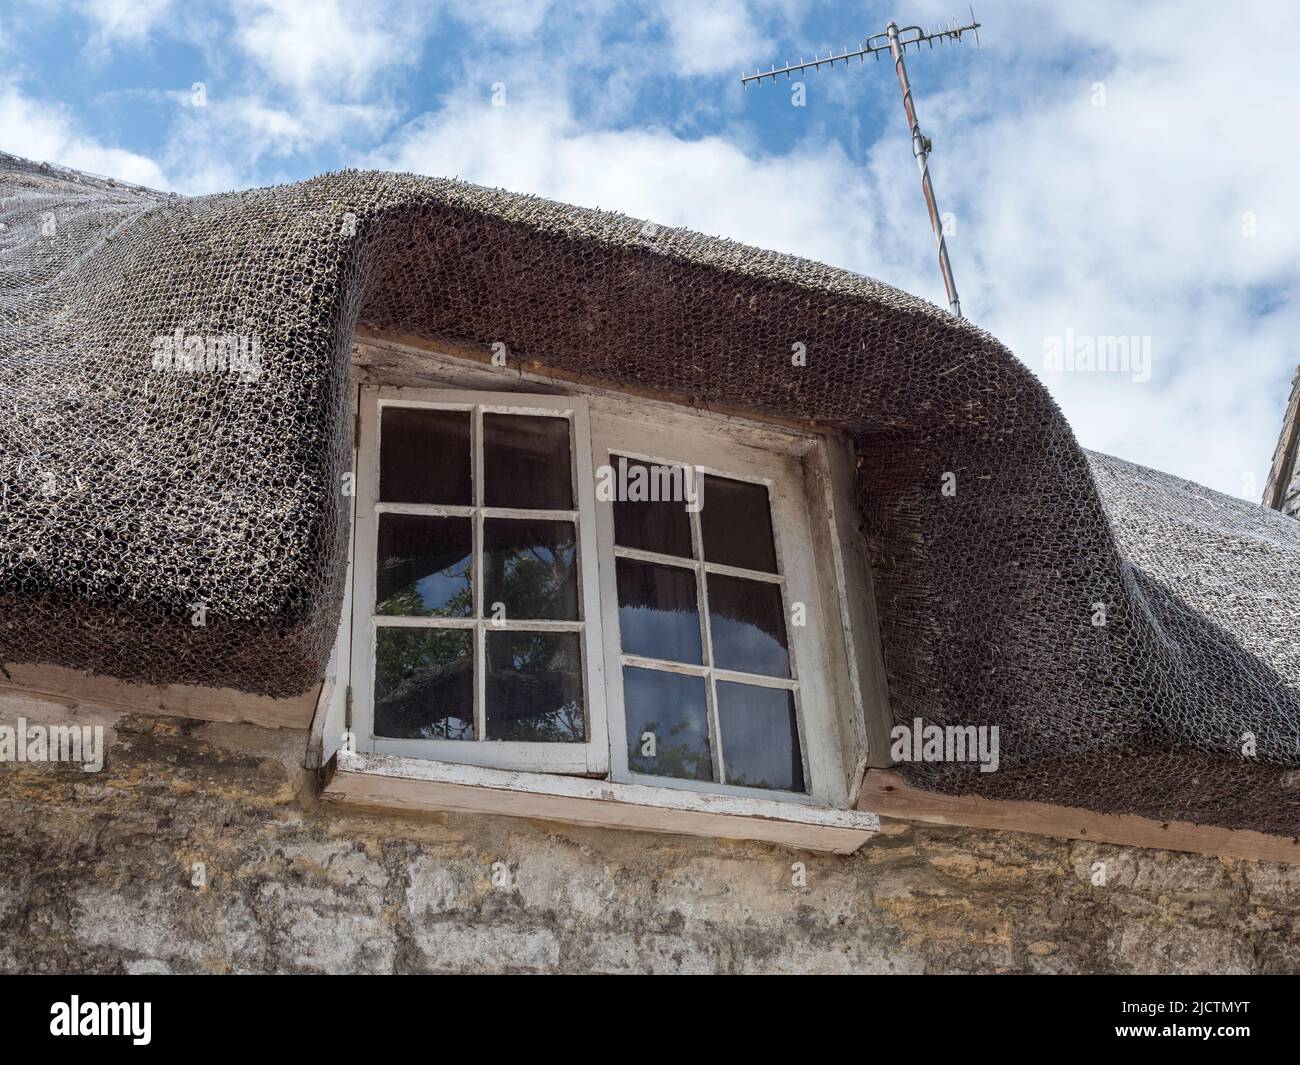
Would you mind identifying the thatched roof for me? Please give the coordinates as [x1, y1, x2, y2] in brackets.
[2, 150, 1297, 834]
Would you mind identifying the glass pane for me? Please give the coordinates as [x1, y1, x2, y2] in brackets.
[622, 667, 713, 781]
[716, 682, 804, 792]
[483, 518, 578, 621]
[707, 574, 790, 677]
[701, 475, 778, 573]
[373, 628, 474, 740]
[483, 413, 573, 510]
[615, 558, 703, 664]
[485, 631, 584, 742]
[610, 455, 694, 558]
[380, 407, 471, 505]
[376, 514, 472, 617]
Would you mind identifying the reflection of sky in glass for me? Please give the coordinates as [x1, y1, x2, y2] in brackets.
[411, 558, 471, 612]
[418, 716, 473, 740]
[619, 603, 703, 664]
[376, 513, 472, 617]
[707, 575, 789, 677]
[616, 559, 702, 663]
[622, 667, 712, 781]
[709, 616, 789, 677]
[717, 682, 803, 792]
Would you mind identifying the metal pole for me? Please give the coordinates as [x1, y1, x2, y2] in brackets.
[887, 21, 962, 318]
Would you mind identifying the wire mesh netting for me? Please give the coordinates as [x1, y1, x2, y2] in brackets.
[2, 151, 1297, 834]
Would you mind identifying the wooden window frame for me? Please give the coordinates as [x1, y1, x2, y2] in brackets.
[589, 410, 846, 807]
[349, 387, 609, 775]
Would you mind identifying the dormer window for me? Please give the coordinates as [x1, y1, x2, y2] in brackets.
[331, 366, 885, 850]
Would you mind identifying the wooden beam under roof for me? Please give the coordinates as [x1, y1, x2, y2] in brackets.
[859, 769, 1300, 866]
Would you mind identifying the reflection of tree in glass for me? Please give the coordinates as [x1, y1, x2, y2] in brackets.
[375, 523, 585, 744]
[487, 630, 584, 742]
[485, 522, 576, 620]
[723, 772, 776, 790]
[374, 628, 474, 739]
[495, 697, 584, 743]
[627, 718, 712, 781]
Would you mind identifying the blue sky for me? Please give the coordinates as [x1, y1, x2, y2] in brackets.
[2, 0, 1297, 498]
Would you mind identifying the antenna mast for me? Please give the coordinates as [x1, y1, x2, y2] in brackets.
[741, 10, 981, 318]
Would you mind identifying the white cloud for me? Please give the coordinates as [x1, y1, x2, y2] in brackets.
[660, 0, 771, 76]
[84, 0, 426, 193]
[443, 0, 552, 40]
[888, 0, 1300, 496]
[0, 79, 168, 188]
[374, 93, 875, 268]
[231, 0, 431, 98]
[161, 93, 398, 194]
[79, 0, 175, 49]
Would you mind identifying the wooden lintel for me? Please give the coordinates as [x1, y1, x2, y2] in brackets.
[352, 324, 832, 437]
[0, 661, 319, 730]
[859, 769, 1300, 865]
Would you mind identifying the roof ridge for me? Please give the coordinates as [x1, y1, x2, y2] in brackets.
[0, 148, 175, 199]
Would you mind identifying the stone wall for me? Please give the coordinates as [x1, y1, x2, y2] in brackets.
[1, 694, 1297, 974]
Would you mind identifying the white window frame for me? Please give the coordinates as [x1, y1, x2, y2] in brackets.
[589, 410, 845, 808]
[336, 350, 884, 817]
[349, 387, 608, 775]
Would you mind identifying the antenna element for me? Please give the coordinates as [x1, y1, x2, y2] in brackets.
[741, 9, 981, 318]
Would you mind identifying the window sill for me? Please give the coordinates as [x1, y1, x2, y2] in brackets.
[322, 751, 880, 854]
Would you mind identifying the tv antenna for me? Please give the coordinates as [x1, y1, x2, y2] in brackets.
[741, 10, 981, 318]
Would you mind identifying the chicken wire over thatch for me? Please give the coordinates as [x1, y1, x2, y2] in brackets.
[1, 151, 1298, 834]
